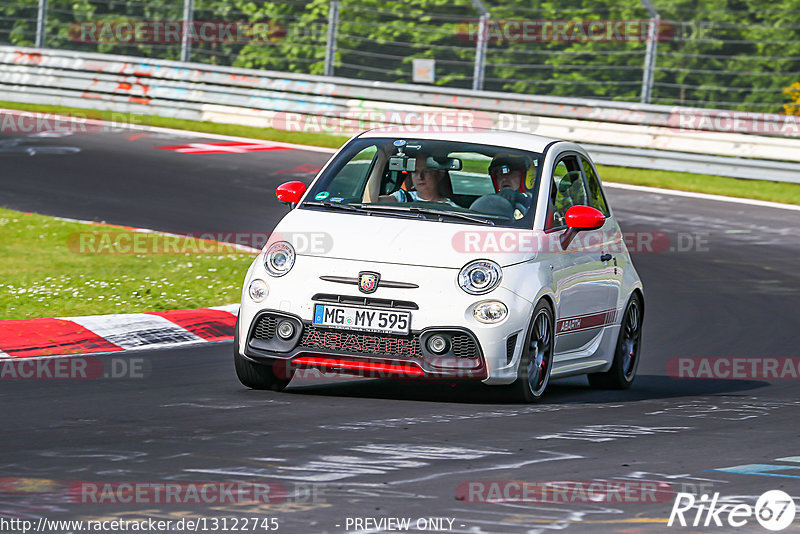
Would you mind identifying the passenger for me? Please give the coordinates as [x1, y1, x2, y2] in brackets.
[380, 154, 458, 206]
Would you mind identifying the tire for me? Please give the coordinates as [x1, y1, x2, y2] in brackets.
[233, 316, 294, 391]
[588, 292, 643, 390]
[508, 300, 555, 403]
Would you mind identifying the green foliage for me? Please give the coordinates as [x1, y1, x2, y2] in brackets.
[785, 82, 800, 115]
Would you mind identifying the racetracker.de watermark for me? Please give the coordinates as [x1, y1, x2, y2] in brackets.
[668, 109, 800, 136]
[0, 111, 152, 134]
[456, 480, 676, 503]
[68, 481, 286, 505]
[0, 477, 325, 505]
[667, 357, 800, 380]
[456, 19, 675, 42]
[272, 110, 494, 135]
[451, 230, 709, 254]
[0, 357, 149, 380]
[68, 20, 286, 43]
[67, 231, 332, 255]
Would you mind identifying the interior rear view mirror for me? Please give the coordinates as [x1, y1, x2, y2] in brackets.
[427, 156, 462, 171]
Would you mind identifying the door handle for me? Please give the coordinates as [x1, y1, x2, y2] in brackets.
[600, 253, 613, 262]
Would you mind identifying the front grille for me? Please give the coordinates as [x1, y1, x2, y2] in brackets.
[506, 334, 518, 364]
[312, 293, 418, 310]
[253, 315, 277, 340]
[452, 334, 479, 359]
[251, 315, 482, 362]
[299, 325, 421, 357]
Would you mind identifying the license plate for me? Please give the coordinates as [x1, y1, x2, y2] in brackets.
[313, 304, 411, 335]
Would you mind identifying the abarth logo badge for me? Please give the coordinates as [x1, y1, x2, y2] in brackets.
[358, 272, 380, 294]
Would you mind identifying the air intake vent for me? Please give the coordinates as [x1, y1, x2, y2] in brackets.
[506, 334, 518, 364]
[253, 315, 278, 340]
[451, 334, 479, 359]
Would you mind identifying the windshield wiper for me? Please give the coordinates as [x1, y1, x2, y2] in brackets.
[357, 205, 495, 225]
[304, 202, 495, 225]
[303, 201, 370, 213]
[303, 201, 428, 220]
[344, 204, 427, 219]
[405, 207, 496, 226]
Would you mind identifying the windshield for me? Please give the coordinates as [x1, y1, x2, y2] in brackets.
[301, 138, 543, 228]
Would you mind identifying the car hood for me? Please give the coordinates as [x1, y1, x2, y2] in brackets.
[269, 208, 540, 268]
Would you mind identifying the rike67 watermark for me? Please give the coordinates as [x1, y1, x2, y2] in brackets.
[668, 490, 796, 530]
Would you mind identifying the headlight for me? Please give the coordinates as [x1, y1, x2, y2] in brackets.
[473, 301, 508, 323]
[458, 260, 502, 295]
[248, 279, 269, 302]
[264, 241, 295, 277]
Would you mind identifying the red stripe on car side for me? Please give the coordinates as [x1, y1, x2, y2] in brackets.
[556, 309, 618, 335]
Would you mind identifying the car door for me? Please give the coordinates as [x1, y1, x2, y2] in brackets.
[545, 154, 617, 359]
[579, 155, 622, 315]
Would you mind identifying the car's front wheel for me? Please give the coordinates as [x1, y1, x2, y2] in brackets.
[509, 300, 555, 403]
[233, 317, 294, 391]
[588, 292, 643, 390]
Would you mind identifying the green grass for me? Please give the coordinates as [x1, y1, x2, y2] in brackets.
[0, 207, 256, 319]
[597, 165, 800, 205]
[2, 100, 799, 205]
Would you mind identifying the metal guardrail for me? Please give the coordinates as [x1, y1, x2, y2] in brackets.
[1, 46, 799, 184]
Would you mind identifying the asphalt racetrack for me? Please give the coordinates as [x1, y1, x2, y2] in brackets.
[1, 128, 800, 533]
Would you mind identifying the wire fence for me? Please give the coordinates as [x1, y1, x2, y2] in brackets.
[1, 0, 799, 113]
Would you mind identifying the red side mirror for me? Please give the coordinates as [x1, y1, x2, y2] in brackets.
[565, 205, 606, 231]
[276, 181, 307, 204]
[560, 205, 606, 250]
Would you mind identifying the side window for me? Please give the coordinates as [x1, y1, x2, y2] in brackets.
[546, 155, 588, 229]
[581, 157, 610, 215]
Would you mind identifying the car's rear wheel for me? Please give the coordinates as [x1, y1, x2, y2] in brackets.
[233, 316, 294, 391]
[588, 292, 643, 390]
[509, 300, 554, 403]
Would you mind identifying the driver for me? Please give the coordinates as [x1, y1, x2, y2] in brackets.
[485, 154, 535, 219]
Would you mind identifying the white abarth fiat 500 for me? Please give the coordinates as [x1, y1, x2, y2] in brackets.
[235, 129, 644, 402]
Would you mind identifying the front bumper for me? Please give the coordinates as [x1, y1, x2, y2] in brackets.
[239, 255, 540, 384]
[243, 310, 488, 380]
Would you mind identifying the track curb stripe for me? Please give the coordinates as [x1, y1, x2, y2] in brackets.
[147, 308, 237, 342]
[0, 318, 124, 358]
[65, 313, 207, 349]
[0, 305, 239, 358]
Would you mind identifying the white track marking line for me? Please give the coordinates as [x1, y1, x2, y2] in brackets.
[135, 124, 338, 153]
[604, 181, 800, 212]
